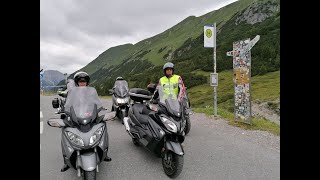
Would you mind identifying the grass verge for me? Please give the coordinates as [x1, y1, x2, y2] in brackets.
[193, 107, 280, 136]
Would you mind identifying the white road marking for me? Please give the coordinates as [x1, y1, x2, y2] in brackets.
[40, 122, 43, 134]
[40, 109, 43, 151]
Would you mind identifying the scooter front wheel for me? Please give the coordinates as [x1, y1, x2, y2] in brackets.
[162, 151, 184, 178]
[118, 109, 124, 124]
[84, 170, 96, 180]
[184, 116, 191, 135]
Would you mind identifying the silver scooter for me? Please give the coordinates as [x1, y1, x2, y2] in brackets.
[109, 78, 130, 124]
[48, 87, 115, 180]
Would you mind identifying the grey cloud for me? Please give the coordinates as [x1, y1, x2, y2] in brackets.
[40, 0, 237, 74]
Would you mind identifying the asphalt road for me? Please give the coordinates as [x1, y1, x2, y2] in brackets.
[40, 95, 280, 180]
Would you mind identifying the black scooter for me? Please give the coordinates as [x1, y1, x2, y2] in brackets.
[123, 87, 185, 178]
[147, 83, 192, 135]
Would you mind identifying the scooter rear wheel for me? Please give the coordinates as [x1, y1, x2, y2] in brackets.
[84, 170, 96, 180]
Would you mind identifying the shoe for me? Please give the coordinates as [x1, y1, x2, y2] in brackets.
[104, 156, 112, 162]
[61, 164, 70, 172]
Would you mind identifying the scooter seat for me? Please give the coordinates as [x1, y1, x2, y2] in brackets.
[132, 104, 149, 124]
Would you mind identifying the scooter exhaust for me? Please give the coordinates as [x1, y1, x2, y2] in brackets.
[123, 117, 134, 138]
[123, 117, 130, 131]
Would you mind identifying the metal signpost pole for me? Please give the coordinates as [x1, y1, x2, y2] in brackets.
[213, 23, 217, 117]
[205, 23, 218, 116]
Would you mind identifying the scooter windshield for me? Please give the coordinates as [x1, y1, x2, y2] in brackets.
[64, 87, 103, 125]
[67, 79, 76, 91]
[158, 85, 181, 117]
[114, 80, 129, 97]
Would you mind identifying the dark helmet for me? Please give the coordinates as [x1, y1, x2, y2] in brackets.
[116, 76, 124, 81]
[73, 71, 90, 86]
[163, 62, 174, 74]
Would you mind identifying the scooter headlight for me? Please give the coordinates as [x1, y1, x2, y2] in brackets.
[116, 97, 129, 104]
[160, 116, 177, 133]
[89, 126, 104, 146]
[65, 131, 84, 147]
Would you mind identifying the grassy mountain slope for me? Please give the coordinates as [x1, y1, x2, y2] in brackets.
[190, 70, 280, 135]
[188, 70, 279, 109]
[75, 0, 273, 76]
[79, 43, 134, 75]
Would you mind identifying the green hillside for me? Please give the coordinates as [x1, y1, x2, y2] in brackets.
[79, 43, 135, 75]
[72, 0, 279, 79]
[73, 0, 279, 96]
[188, 70, 280, 109]
[190, 70, 280, 135]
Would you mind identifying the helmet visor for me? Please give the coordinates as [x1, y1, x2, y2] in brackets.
[78, 78, 87, 82]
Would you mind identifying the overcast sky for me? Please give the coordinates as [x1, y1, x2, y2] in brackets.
[40, 0, 237, 74]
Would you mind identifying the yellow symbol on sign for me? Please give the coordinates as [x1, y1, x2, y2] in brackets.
[206, 29, 212, 38]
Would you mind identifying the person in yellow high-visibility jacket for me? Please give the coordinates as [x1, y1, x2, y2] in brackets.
[158, 62, 186, 101]
[156, 62, 191, 132]
[147, 62, 191, 134]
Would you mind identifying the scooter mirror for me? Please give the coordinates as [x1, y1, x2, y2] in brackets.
[47, 118, 65, 128]
[103, 111, 116, 121]
[58, 91, 68, 98]
[109, 89, 114, 95]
